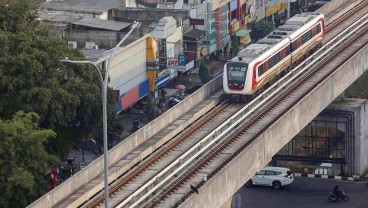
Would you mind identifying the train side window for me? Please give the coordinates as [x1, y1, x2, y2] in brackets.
[258, 64, 264, 76]
[281, 49, 286, 59]
[269, 56, 275, 68]
[316, 24, 321, 33]
[302, 33, 308, 44]
[286, 46, 291, 56]
[307, 31, 312, 41]
[312, 27, 317, 36]
[264, 61, 270, 71]
[274, 53, 280, 64]
[297, 38, 302, 48]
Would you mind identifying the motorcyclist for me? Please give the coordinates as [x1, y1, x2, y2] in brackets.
[333, 184, 342, 198]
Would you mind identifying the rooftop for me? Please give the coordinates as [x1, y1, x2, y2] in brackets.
[72, 17, 131, 31]
[41, 14, 131, 31]
[41, 0, 122, 13]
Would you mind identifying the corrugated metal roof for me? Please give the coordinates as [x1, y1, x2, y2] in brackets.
[183, 28, 206, 41]
[72, 17, 131, 31]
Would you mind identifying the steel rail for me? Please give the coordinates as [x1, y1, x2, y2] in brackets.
[142, 12, 367, 208]
[80, 3, 368, 208]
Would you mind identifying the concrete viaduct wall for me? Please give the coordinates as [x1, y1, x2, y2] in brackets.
[318, 0, 365, 24]
[27, 76, 223, 208]
[180, 34, 368, 208]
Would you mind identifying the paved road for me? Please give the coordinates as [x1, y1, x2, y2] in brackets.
[232, 177, 368, 208]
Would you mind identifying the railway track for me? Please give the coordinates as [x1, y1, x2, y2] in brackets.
[83, 102, 245, 208]
[79, 2, 368, 208]
[139, 5, 368, 208]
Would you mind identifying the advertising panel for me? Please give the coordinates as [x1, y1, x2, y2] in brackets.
[197, 45, 209, 60]
[231, 20, 241, 33]
[167, 58, 179, 67]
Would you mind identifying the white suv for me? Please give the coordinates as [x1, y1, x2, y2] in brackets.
[246, 166, 294, 190]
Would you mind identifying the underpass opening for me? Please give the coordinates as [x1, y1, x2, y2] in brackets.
[272, 110, 355, 176]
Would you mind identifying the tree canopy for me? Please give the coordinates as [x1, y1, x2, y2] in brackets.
[0, 1, 112, 157]
[0, 111, 58, 208]
[251, 20, 276, 41]
[199, 59, 210, 84]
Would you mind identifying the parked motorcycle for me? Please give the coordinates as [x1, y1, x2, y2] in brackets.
[168, 97, 182, 107]
[130, 118, 141, 133]
[328, 191, 349, 203]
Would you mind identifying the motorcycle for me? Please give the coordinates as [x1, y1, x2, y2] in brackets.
[130, 118, 141, 133]
[168, 97, 182, 107]
[328, 191, 349, 203]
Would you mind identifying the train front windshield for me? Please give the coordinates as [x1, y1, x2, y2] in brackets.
[227, 62, 248, 89]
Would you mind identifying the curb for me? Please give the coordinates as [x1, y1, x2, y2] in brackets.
[294, 173, 362, 182]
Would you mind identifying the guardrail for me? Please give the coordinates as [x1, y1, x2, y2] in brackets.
[121, 13, 368, 208]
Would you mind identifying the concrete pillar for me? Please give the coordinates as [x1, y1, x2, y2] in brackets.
[220, 196, 232, 208]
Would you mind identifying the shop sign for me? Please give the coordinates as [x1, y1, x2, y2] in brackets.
[266, 3, 283, 17]
[266, 6, 277, 17]
[244, 14, 253, 24]
[197, 45, 209, 60]
[231, 20, 241, 33]
[178, 55, 187, 66]
[177, 60, 194, 72]
[190, 18, 205, 25]
[167, 58, 178, 67]
[281, 3, 288, 9]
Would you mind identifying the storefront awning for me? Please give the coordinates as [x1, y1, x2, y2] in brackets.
[184, 28, 206, 41]
[235, 29, 252, 37]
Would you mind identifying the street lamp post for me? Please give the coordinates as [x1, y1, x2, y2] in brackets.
[60, 21, 141, 208]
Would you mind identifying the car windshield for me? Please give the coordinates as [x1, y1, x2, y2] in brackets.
[286, 171, 293, 176]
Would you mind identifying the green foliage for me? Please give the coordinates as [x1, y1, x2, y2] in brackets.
[0, 1, 111, 159]
[199, 59, 211, 83]
[231, 38, 240, 57]
[251, 20, 276, 41]
[0, 111, 58, 208]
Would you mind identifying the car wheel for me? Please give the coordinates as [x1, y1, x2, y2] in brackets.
[272, 181, 282, 190]
[245, 179, 253, 187]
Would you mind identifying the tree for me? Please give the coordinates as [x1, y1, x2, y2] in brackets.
[199, 59, 211, 83]
[0, 1, 122, 158]
[0, 111, 58, 208]
[251, 20, 276, 41]
[231, 37, 240, 57]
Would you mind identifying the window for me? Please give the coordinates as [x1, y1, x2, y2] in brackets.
[302, 33, 308, 44]
[258, 64, 264, 76]
[312, 27, 317, 36]
[281, 49, 286, 59]
[274, 53, 280, 65]
[264, 61, 270, 71]
[316, 24, 321, 33]
[297, 38, 302, 48]
[306, 31, 312, 41]
[269, 56, 275, 68]
[257, 170, 266, 175]
[266, 171, 276, 175]
[274, 171, 282, 175]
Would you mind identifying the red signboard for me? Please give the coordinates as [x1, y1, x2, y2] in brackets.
[190, 18, 205, 25]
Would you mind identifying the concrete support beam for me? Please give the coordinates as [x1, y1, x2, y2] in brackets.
[179, 32, 368, 208]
